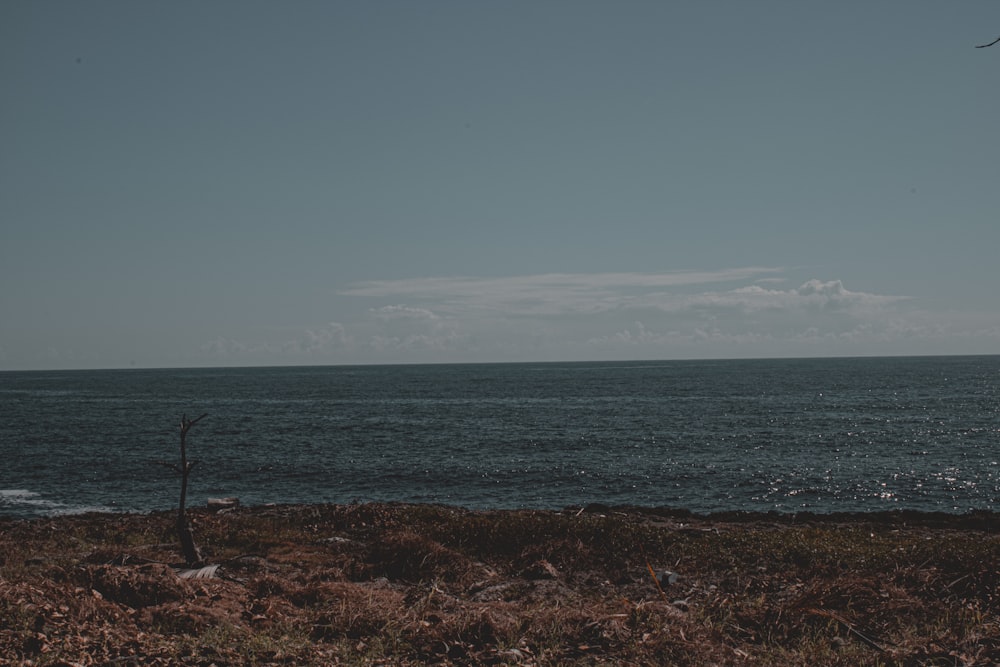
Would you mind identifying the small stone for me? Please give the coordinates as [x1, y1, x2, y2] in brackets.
[656, 570, 679, 586]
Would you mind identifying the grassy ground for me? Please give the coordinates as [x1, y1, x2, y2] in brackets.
[1, 503, 998, 665]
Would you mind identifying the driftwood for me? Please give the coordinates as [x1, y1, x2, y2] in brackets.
[177, 564, 220, 580]
[207, 497, 240, 511]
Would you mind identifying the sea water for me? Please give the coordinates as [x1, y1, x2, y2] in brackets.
[1, 356, 998, 518]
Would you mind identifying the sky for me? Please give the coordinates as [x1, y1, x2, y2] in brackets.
[2, 1, 999, 370]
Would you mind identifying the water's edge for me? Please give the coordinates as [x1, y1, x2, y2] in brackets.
[4, 500, 999, 533]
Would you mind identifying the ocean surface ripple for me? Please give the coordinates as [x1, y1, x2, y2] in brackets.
[1, 356, 998, 518]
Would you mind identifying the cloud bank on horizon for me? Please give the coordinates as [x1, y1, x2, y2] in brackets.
[192, 267, 997, 367]
[2, 263, 998, 370]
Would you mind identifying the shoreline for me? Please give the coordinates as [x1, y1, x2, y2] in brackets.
[4, 500, 1000, 531]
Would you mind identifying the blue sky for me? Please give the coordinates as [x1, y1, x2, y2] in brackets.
[2, 1, 999, 370]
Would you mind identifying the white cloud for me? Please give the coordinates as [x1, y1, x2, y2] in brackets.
[656, 279, 909, 315]
[342, 267, 781, 299]
[345, 273, 907, 325]
[365, 305, 467, 354]
[371, 305, 440, 321]
[201, 336, 255, 357]
[191, 270, 998, 365]
[201, 322, 351, 360]
[594, 320, 674, 345]
[288, 322, 351, 354]
[334, 270, 933, 359]
[369, 330, 465, 352]
[588, 321, 778, 348]
[341, 268, 783, 316]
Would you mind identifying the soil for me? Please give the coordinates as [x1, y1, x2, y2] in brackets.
[1, 502, 998, 665]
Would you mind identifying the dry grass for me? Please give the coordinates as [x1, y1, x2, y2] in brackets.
[1, 503, 998, 665]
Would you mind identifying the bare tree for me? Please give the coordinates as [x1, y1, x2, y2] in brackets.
[163, 413, 208, 565]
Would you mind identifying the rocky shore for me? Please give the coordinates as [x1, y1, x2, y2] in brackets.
[1, 503, 997, 665]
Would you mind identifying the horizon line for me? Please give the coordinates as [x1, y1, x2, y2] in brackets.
[3, 351, 998, 374]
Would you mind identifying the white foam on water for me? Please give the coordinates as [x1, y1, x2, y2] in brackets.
[0, 489, 66, 514]
[0, 489, 58, 507]
[0, 489, 118, 516]
[49, 504, 121, 516]
[0, 489, 40, 498]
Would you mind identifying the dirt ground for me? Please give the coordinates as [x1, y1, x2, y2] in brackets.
[2, 503, 998, 665]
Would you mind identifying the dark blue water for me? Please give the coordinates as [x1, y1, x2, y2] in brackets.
[1, 356, 998, 518]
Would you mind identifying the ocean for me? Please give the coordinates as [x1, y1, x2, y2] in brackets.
[1, 356, 998, 519]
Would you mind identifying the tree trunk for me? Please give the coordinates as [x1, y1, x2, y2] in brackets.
[176, 414, 207, 566]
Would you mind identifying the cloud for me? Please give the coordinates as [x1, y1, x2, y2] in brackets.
[341, 268, 783, 316]
[343, 270, 905, 323]
[343, 267, 781, 298]
[369, 330, 465, 353]
[366, 305, 467, 353]
[371, 305, 440, 321]
[193, 269, 999, 366]
[589, 321, 778, 348]
[202, 322, 351, 359]
[649, 279, 910, 315]
[334, 270, 929, 359]
[286, 322, 351, 354]
[594, 320, 676, 345]
[201, 336, 255, 357]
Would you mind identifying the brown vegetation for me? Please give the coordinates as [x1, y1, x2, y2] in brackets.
[1, 503, 998, 665]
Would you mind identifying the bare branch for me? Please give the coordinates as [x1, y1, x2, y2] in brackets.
[976, 36, 1000, 48]
[180, 413, 209, 434]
